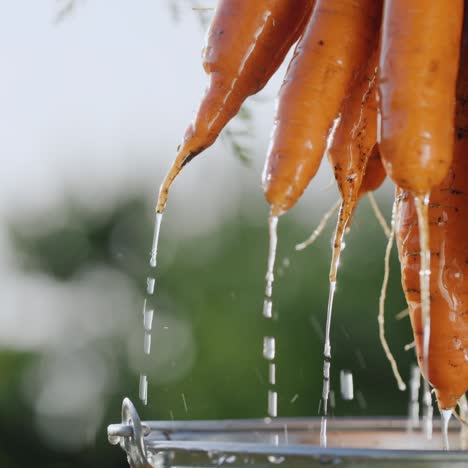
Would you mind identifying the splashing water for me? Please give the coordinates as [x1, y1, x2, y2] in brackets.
[143, 307, 154, 355]
[265, 216, 278, 299]
[268, 390, 278, 417]
[441, 409, 452, 450]
[139, 374, 148, 405]
[319, 199, 359, 447]
[319, 278, 336, 448]
[263, 337, 276, 361]
[150, 213, 163, 268]
[138, 212, 164, 405]
[340, 370, 354, 401]
[407, 364, 421, 430]
[414, 195, 431, 379]
[269, 363, 276, 385]
[422, 380, 433, 439]
[147, 277, 156, 295]
[262, 215, 280, 450]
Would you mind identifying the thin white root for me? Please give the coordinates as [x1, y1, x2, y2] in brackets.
[323, 175, 337, 192]
[395, 308, 409, 320]
[296, 199, 341, 251]
[404, 341, 416, 351]
[453, 408, 468, 426]
[378, 199, 407, 391]
[368, 192, 391, 239]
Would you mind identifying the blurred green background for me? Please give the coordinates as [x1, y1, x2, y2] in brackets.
[1, 190, 415, 467]
[0, 1, 417, 467]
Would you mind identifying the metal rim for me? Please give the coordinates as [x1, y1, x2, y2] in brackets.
[108, 399, 468, 466]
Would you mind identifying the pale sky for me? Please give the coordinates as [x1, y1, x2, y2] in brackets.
[0, 0, 342, 231]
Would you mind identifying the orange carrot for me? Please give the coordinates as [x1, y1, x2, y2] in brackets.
[378, 0, 463, 196]
[358, 145, 386, 198]
[156, 0, 314, 213]
[379, 0, 464, 386]
[262, 0, 382, 217]
[325, 52, 379, 258]
[395, 25, 468, 408]
[320, 53, 380, 294]
[328, 54, 378, 214]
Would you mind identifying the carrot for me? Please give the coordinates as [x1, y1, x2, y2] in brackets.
[262, 0, 382, 217]
[328, 54, 379, 218]
[378, 0, 464, 385]
[156, 0, 314, 213]
[395, 183, 468, 409]
[358, 145, 386, 199]
[395, 35, 468, 408]
[378, 0, 463, 195]
[296, 147, 387, 252]
[325, 51, 379, 273]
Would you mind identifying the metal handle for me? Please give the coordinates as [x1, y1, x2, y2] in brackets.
[107, 398, 152, 468]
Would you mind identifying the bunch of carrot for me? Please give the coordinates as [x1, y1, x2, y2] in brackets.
[157, 0, 468, 416]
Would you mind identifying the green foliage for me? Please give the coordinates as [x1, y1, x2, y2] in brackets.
[1, 193, 415, 466]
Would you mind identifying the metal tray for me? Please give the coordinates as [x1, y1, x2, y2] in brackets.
[108, 398, 468, 468]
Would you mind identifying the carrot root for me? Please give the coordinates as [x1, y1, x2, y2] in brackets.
[295, 199, 341, 251]
[378, 199, 406, 391]
[395, 308, 409, 321]
[368, 192, 391, 239]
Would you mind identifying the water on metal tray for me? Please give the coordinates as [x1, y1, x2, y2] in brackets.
[108, 398, 468, 468]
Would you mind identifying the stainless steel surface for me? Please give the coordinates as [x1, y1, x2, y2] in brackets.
[108, 398, 468, 468]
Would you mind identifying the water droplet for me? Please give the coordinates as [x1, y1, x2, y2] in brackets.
[268, 390, 278, 417]
[267, 456, 285, 464]
[143, 309, 154, 331]
[453, 337, 462, 350]
[147, 277, 156, 295]
[144, 333, 151, 355]
[269, 363, 276, 385]
[441, 409, 452, 450]
[149, 213, 163, 268]
[139, 374, 148, 405]
[320, 416, 327, 447]
[408, 365, 421, 429]
[340, 369, 354, 400]
[422, 381, 433, 440]
[263, 299, 273, 319]
[263, 337, 276, 360]
[464, 349, 468, 361]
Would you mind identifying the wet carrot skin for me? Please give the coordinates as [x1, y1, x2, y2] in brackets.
[263, 0, 382, 217]
[358, 145, 386, 197]
[156, 0, 314, 213]
[378, 0, 464, 196]
[396, 93, 468, 408]
[191, 0, 314, 152]
[396, 181, 468, 409]
[328, 51, 379, 218]
[394, 5, 468, 411]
